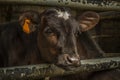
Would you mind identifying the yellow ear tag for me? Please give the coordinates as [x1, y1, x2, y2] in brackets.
[23, 19, 31, 34]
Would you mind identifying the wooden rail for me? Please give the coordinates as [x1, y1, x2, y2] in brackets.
[0, 57, 120, 80]
[0, 0, 120, 11]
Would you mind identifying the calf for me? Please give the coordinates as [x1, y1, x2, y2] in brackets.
[0, 8, 119, 80]
[37, 8, 120, 80]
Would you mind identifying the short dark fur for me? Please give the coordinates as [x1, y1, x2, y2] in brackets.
[0, 11, 42, 67]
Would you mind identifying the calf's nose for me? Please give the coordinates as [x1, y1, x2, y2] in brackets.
[66, 55, 80, 65]
[58, 54, 80, 66]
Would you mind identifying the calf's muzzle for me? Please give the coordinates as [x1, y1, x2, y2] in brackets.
[58, 53, 80, 66]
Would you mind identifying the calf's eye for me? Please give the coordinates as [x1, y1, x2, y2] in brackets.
[75, 31, 80, 37]
[44, 27, 53, 34]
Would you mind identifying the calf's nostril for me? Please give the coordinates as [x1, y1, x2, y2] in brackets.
[66, 56, 73, 63]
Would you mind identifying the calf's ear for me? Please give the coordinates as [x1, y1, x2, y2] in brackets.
[19, 11, 40, 34]
[78, 11, 100, 32]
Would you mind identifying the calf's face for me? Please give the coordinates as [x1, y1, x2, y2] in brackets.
[37, 8, 100, 66]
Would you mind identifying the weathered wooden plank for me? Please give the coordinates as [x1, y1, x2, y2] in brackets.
[0, 57, 120, 80]
[0, 0, 119, 11]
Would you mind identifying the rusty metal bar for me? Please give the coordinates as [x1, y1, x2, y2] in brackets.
[0, 0, 119, 11]
[0, 57, 120, 80]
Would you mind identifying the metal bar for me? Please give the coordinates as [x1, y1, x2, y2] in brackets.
[0, 57, 120, 80]
[0, 0, 119, 11]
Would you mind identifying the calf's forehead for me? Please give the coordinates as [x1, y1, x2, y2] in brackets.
[47, 18, 79, 34]
[44, 9, 79, 33]
[43, 9, 79, 33]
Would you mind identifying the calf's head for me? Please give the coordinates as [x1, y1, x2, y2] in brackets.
[37, 8, 100, 66]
